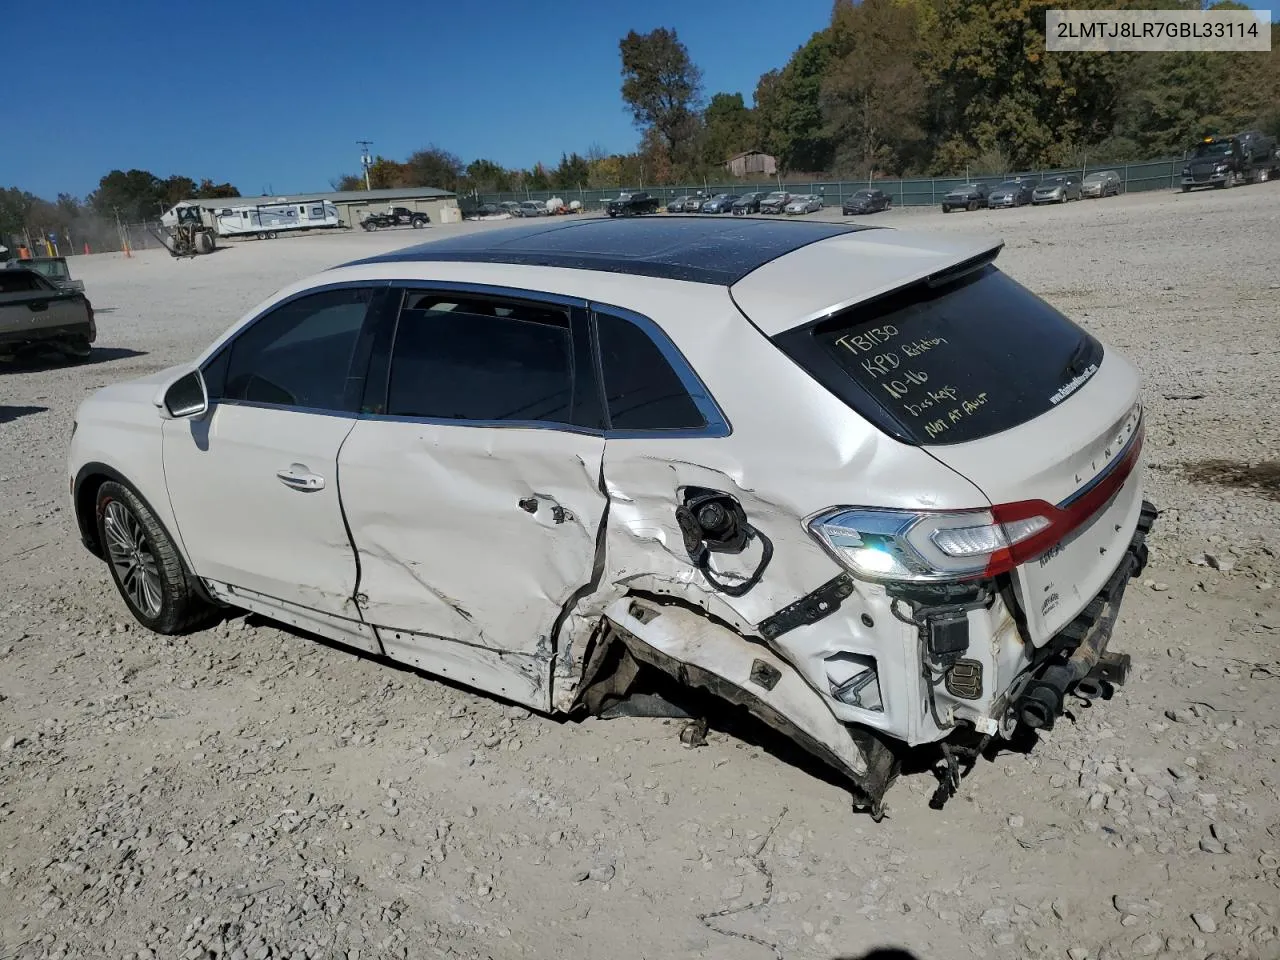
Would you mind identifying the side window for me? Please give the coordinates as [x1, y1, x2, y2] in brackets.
[595, 312, 706, 431]
[386, 293, 573, 424]
[210, 287, 372, 412]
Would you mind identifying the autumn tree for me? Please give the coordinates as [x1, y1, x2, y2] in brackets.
[619, 28, 704, 162]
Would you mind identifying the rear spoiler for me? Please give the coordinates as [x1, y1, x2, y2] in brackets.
[924, 244, 1005, 289]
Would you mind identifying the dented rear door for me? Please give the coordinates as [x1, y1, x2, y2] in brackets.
[336, 288, 607, 710]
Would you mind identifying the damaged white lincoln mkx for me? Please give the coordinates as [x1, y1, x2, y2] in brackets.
[67, 217, 1156, 817]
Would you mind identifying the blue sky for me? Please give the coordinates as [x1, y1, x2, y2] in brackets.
[3, 0, 1273, 200]
[2, 0, 833, 199]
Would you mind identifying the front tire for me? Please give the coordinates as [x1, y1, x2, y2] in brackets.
[95, 481, 213, 634]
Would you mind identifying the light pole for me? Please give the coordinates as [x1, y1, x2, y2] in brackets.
[357, 140, 374, 191]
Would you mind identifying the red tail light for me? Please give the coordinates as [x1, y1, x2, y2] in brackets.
[809, 420, 1145, 585]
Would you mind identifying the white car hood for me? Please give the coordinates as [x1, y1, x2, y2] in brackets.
[82, 362, 188, 409]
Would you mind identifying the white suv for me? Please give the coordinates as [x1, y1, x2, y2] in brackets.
[67, 217, 1155, 817]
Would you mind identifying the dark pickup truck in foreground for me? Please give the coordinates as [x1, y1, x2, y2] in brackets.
[0, 266, 96, 361]
[605, 192, 660, 217]
[1181, 132, 1279, 191]
[5, 256, 85, 292]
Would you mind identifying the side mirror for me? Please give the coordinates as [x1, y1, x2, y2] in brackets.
[159, 369, 209, 419]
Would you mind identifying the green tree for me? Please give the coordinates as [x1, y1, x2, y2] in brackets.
[404, 146, 464, 191]
[703, 92, 757, 167]
[160, 175, 198, 208]
[619, 27, 704, 160]
[553, 152, 591, 189]
[465, 159, 513, 193]
[524, 163, 552, 191]
[822, 0, 927, 177]
[754, 30, 835, 172]
[90, 169, 165, 221]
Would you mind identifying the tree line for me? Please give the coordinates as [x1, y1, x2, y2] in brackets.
[331, 2, 1279, 195]
[1, 170, 238, 250]
[6, 0, 1279, 243]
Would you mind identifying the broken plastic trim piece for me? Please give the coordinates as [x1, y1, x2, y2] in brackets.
[581, 597, 903, 815]
[757, 573, 854, 640]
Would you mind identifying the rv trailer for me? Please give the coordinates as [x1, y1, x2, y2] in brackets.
[212, 200, 342, 239]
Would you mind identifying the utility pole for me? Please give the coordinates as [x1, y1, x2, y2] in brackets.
[357, 140, 374, 191]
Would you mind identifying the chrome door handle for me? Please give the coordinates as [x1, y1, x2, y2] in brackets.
[276, 465, 325, 491]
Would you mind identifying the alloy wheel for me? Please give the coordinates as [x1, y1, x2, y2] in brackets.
[103, 500, 163, 617]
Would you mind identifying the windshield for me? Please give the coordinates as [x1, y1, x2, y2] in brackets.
[952, 184, 980, 192]
[1194, 141, 1233, 158]
[766, 193, 786, 200]
[1083, 173, 1108, 183]
[852, 191, 874, 199]
[997, 182, 1023, 191]
[773, 264, 1104, 446]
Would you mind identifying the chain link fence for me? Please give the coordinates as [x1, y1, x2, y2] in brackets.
[2, 218, 171, 258]
[2, 158, 1186, 256]
[474, 158, 1183, 211]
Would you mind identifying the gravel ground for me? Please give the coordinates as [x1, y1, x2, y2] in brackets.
[2, 186, 1279, 960]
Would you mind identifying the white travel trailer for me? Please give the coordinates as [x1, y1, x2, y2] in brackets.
[211, 199, 342, 239]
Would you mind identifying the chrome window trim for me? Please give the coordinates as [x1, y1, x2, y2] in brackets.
[209, 398, 359, 420]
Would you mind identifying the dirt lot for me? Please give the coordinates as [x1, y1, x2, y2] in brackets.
[2, 187, 1279, 960]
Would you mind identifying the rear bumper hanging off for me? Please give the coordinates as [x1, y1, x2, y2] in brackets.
[1013, 500, 1158, 730]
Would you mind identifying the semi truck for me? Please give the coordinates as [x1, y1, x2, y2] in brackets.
[1181, 131, 1279, 191]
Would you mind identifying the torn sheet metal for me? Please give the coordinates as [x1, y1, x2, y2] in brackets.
[379, 626, 550, 710]
[336, 419, 607, 711]
[602, 596, 870, 779]
[549, 281, 992, 736]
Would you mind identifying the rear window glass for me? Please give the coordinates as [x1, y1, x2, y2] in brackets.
[0, 270, 52, 293]
[775, 264, 1103, 445]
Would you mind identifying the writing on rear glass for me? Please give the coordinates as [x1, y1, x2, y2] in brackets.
[835, 330, 989, 438]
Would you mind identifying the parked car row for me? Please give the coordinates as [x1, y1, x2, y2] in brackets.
[942, 171, 1124, 212]
[476, 169, 1133, 224]
[660, 190, 829, 216]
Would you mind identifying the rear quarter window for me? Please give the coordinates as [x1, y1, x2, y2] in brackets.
[773, 264, 1104, 445]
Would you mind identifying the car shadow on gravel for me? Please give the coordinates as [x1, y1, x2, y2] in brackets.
[835, 951, 922, 960]
[0, 346, 147, 373]
[0, 404, 47, 424]
[234, 610, 854, 790]
[233, 609, 1070, 802]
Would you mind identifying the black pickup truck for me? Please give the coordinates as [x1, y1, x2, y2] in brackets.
[0, 266, 96, 361]
[1181, 131, 1280, 191]
[361, 206, 430, 230]
[605, 192, 660, 217]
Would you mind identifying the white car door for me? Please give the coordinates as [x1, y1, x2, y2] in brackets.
[163, 285, 383, 649]
[337, 288, 607, 709]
